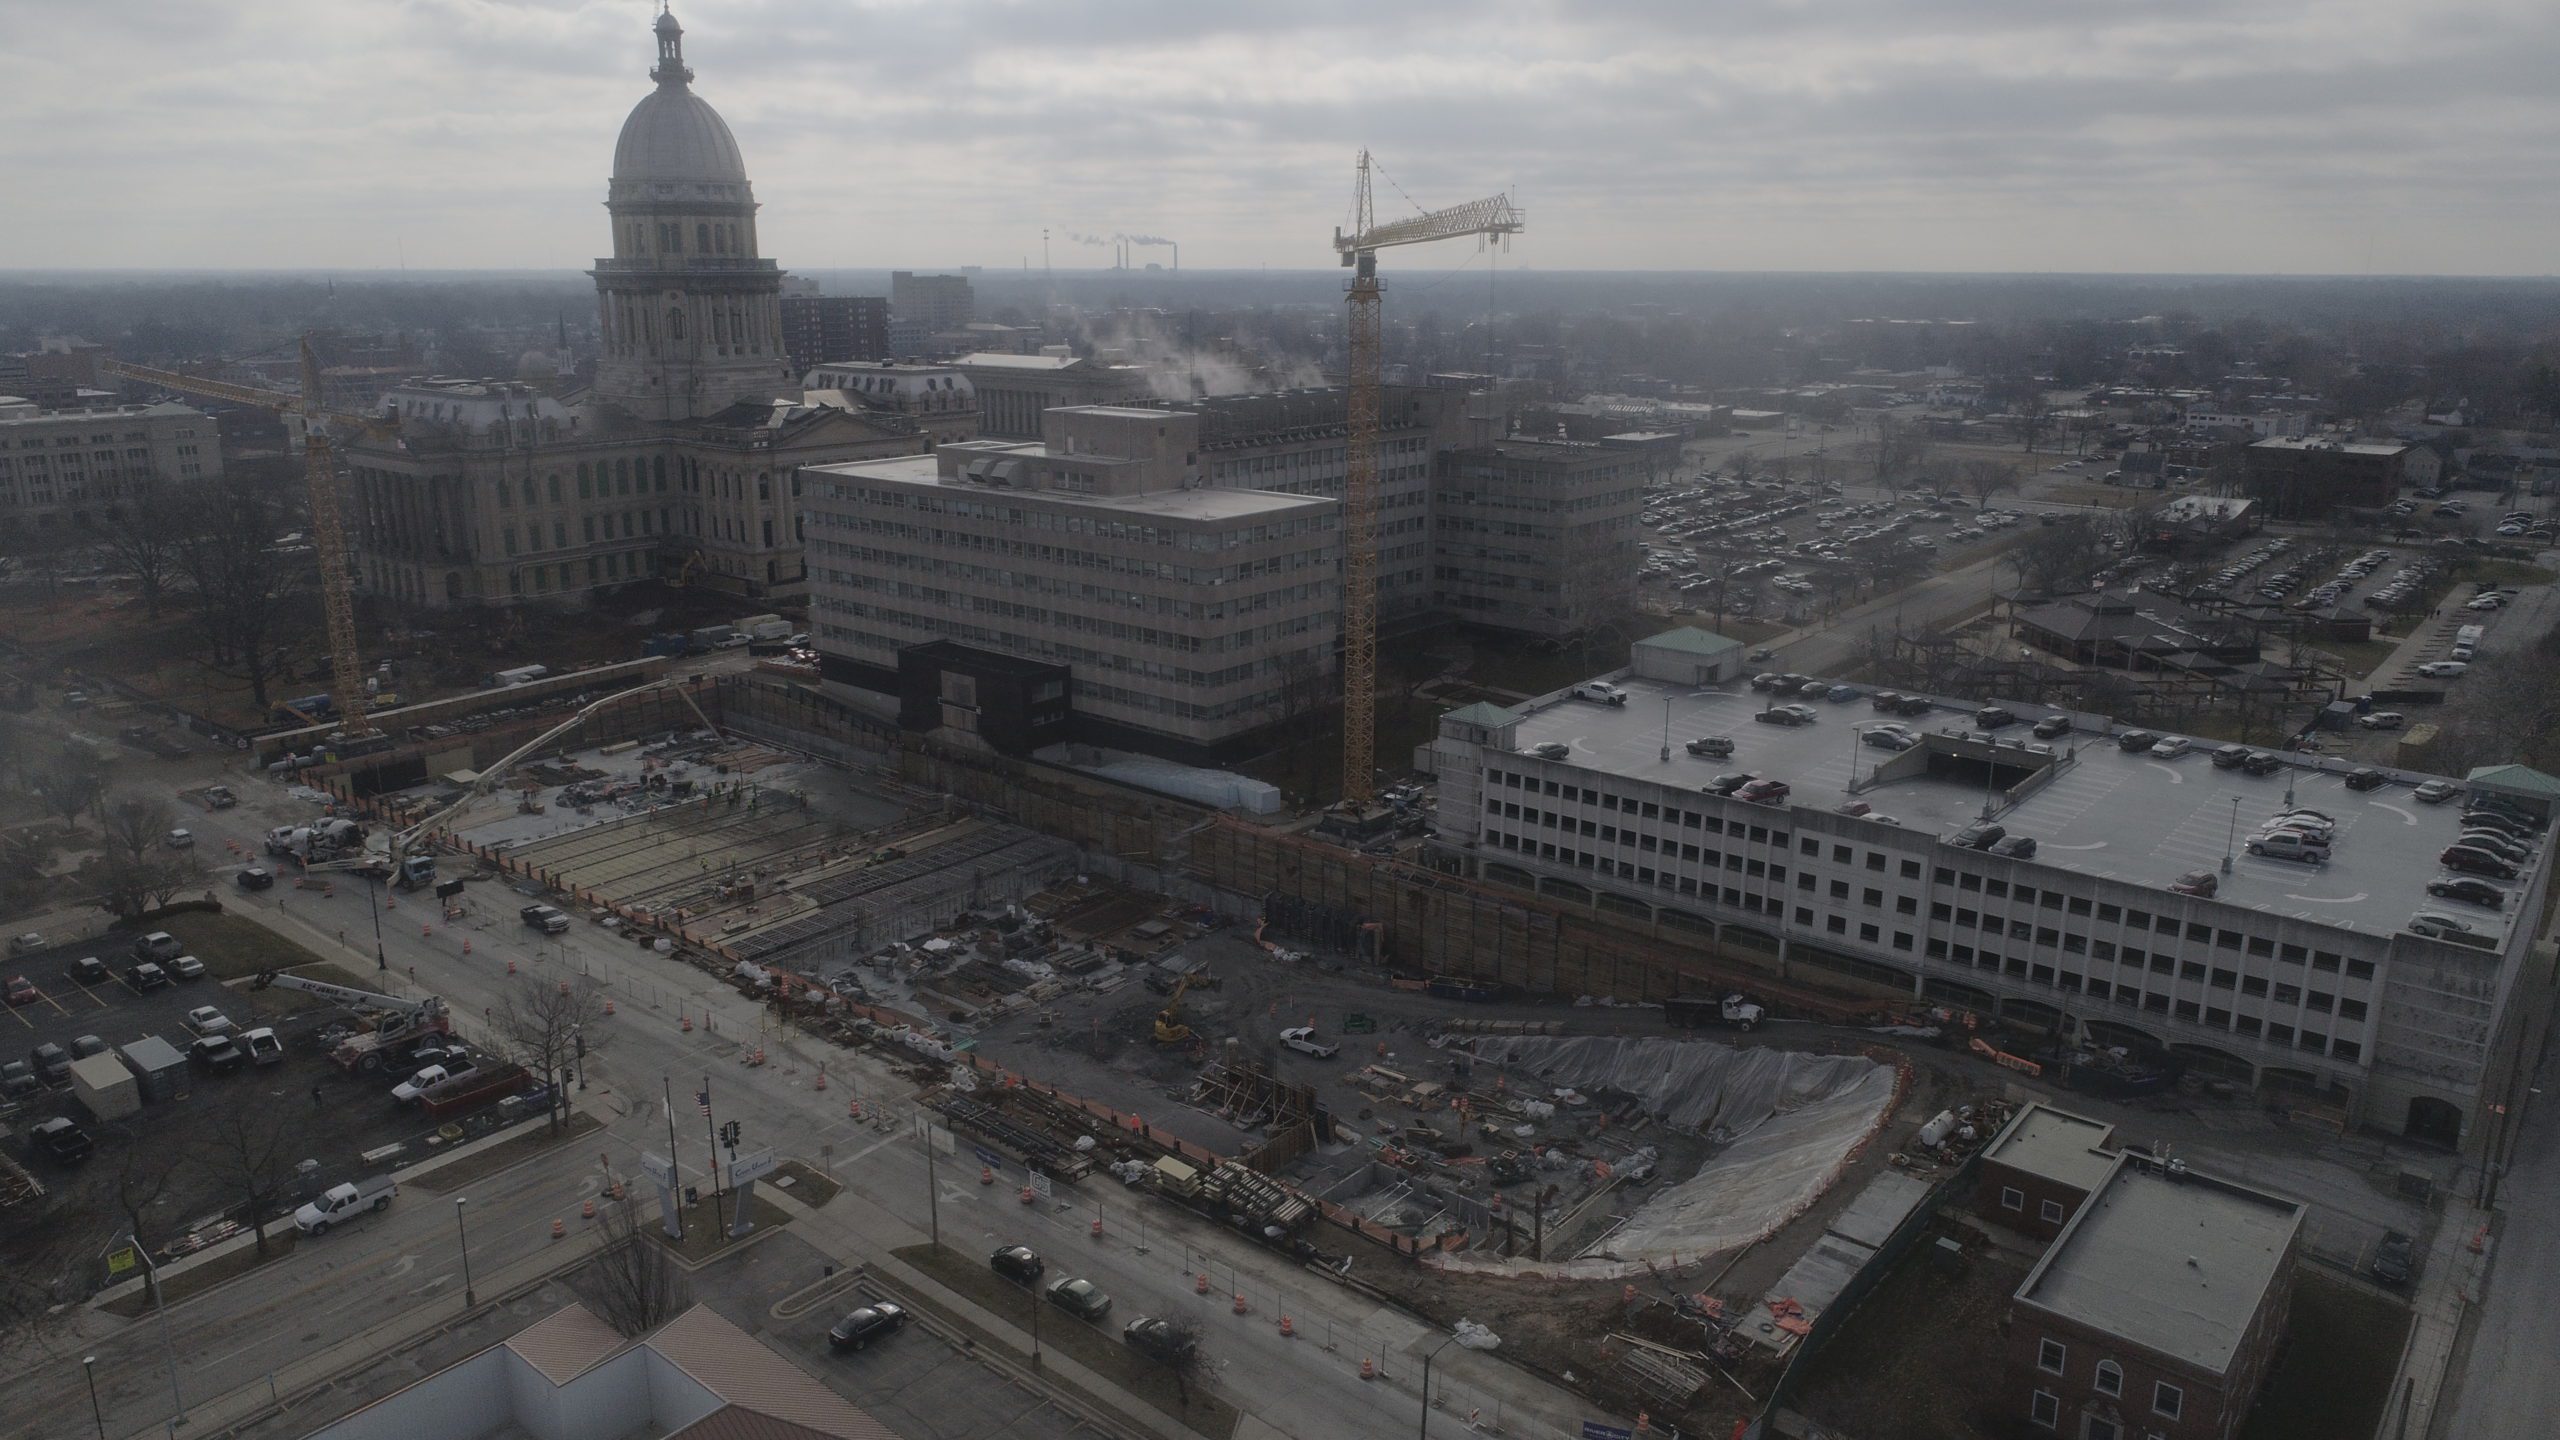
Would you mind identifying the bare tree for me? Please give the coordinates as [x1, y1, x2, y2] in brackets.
[491, 975, 607, 1132]
[30, 743, 107, 833]
[190, 1090, 318, 1257]
[573, 1180, 691, 1336]
[1960, 459, 2021, 508]
[97, 479, 190, 620]
[168, 465, 313, 710]
[109, 1134, 186, 1306]
[2007, 518, 2113, 595]
[98, 793, 171, 870]
[1869, 415, 1933, 486]
[1139, 1315, 1212, 1409]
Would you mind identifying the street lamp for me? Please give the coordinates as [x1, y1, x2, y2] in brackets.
[1418, 1333, 1461, 1440]
[81, 1355, 104, 1440]
[1659, 693, 1672, 763]
[368, 871, 388, 971]
[455, 1197, 476, 1306]
[2222, 795, 2241, 875]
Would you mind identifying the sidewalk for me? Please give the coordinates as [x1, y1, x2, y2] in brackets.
[2390, 1194, 2489, 1440]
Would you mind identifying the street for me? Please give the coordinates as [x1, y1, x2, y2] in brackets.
[2434, 1016, 2559, 1439]
[0, 786, 1609, 1440]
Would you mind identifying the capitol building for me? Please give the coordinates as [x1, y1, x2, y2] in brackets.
[346, 9, 923, 610]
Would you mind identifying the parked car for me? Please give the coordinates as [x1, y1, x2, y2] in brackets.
[1989, 835, 2039, 859]
[1735, 778, 1792, 805]
[30, 1041, 71, 1085]
[827, 1302, 910, 1352]
[2240, 752, 2284, 776]
[2033, 715, 2073, 739]
[1529, 742, 1570, 760]
[184, 1005, 233, 1036]
[2372, 1231, 2415, 1286]
[2149, 737, 2194, 759]
[2416, 661, 2469, 679]
[2455, 832, 2532, 864]
[165, 828, 194, 849]
[1703, 773, 1755, 796]
[1045, 1276, 1114, 1321]
[2247, 833, 2330, 864]
[1952, 823, 2007, 850]
[1124, 1316, 1198, 1364]
[2408, 912, 2474, 940]
[133, 932, 182, 962]
[1754, 707, 1807, 727]
[2440, 847, 2520, 880]
[2116, 730, 2161, 752]
[392, 1063, 464, 1102]
[990, 1245, 1045, 1284]
[2168, 870, 2219, 898]
[2426, 878, 2508, 910]
[1861, 725, 1917, 752]
[2345, 768, 2389, 792]
[9, 933, 42, 956]
[2414, 780, 2462, 805]
[1570, 681, 1628, 706]
[69, 1035, 108, 1058]
[2356, 711, 2408, 731]
[30, 1116, 92, 1164]
[1683, 736, 1735, 759]
[2210, 744, 2252, 769]
[1974, 706, 2018, 730]
[520, 904, 571, 934]
[170, 954, 205, 981]
[236, 866, 275, 891]
[3, 975, 34, 1007]
[189, 1035, 246, 1072]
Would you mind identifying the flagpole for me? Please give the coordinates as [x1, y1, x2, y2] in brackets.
[702, 1074, 727, 1239]
[661, 1075, 686, 1241]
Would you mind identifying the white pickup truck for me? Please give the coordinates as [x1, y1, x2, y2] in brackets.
[1571, 681, 1629, 706]
[295, 1176, 397, 1235]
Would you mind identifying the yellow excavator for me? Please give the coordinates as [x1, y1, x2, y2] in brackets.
[1152, 975, 1198, 1046]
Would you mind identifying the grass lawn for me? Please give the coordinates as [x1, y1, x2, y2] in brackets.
[2236, 1272, 2408, 1440]
[2464, 558, 2558, 588]
[655, 1191, 793, 1265]
[898, 1241, 1239, 1440]
[406, 1111, 605, 1194]
[100, 1230, 298, 1316]
[157, 909, 337, 981]
[2315, 638, 2401, 680]
[774, 1158, 842, 1207]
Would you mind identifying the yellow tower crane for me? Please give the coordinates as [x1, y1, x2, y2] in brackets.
[103, 336, 390, 734]
[1332, 153, 1522, 809]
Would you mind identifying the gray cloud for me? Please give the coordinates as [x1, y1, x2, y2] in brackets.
[1, 0, 2555, 273]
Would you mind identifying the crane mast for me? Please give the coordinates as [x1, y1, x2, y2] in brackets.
[103, 335, 386, 733]
[1331, 153, 1522, 809]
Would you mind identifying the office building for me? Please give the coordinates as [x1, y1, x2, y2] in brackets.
[890, 270, 975, 334]
[954, 351, 1154, 439]
[2009, 1155, 2302, 1440]
[803, 361, 981, 445]
[1424, 636, 2557, 1152]
[0, 397, 219, 535]
[2242, 436, 2438, 519]
[802, 405, 1339, 760]
[1433, 438, 1644, 638]
[342, 11, 928, 608]
[780, 293, 890, 372]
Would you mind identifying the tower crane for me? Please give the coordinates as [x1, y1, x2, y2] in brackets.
[1332, 153, 1522, 810]
[102, 335, 387, 734]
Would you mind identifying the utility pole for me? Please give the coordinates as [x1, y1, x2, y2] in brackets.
[661, 1076, 686, 1241]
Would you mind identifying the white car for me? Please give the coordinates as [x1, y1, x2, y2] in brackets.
[2356, 711, 2408, 731]
[165, 828, 194, 849]
[2467, 596, 2507, 611]
[2416, 661, 2469, 678]
[1278, 1027, 1339, 1059]
[184, 1005, 233, 1036]
[2149, 737, 2193, 759]
[2407, 913, 2473, 940]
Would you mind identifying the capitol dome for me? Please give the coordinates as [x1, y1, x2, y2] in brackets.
[610, 8, 748, 186]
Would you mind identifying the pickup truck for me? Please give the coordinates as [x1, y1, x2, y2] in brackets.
[294, 1176, 397, 1235]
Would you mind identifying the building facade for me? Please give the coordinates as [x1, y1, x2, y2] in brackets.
[2242, 437, 2436, 518]
[2008, 1156, 2301, 1440]
[953, 352, 1155, 439]
[803, 361, 980, 445]
[1425, 650, 2556, 1152]
[1433, 438, 1645, 637]
[344, 13, 927, 609]
[802, 406, 1340, 759]
[1973, 1101, 2119, 1242]
[890, 271, 975, 334]
[0, 397, 219, 535]
[780, 294, 889, 372]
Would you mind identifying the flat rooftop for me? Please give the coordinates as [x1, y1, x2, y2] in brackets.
[1982, 1101, 2119, 1193]
[2016, 1159, 2303, 1374]
[806, 452, 1332, 522]
[1502, 673, 2537, 944]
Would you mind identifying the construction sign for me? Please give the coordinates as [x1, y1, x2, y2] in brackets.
[104, 1245, 139, 1278]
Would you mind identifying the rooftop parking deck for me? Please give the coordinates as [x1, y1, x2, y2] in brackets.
[1501, 674, 2540, 947]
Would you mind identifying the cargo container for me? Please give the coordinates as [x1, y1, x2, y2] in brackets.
[69, 1052, 140, 1120]
[115, 1035, 189, 1104]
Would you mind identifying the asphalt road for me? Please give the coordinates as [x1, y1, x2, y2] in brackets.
[2434, 1018, 2560, 1439]
[3, 790, 1609, 1440]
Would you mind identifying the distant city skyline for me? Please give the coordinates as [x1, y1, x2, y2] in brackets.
[4, 0, 2558, 276]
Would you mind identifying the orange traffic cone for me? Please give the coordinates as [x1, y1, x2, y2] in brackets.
[1279, 1315, 1295, 1337]
[1090, 1217, 1103, 1239]
[559, 980, 571, 996]
[462, 940, 472, 955]
[1361, 1357, 1376, 1380]
[815, 1070, 827, 1091]
[980, 1166, 994, 1185]
[581, 1198, 597, 1220]
[604, 999, 615, 1016]
[1019, 1186, 1034, 1205]
[551, 1218, 566, 1239]
[507, 959, 517, 975]
[681, 1014, 693, 1032]
[1232, 1293, 1248, 1314]
[1195, 1273, 1210, 1295]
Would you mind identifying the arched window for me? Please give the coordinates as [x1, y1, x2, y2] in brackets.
[697, 222, 711, 253]
[669, 307, 686, 341]
[2094, 1360, 2123, 1398]
[713, 226, 728, 255]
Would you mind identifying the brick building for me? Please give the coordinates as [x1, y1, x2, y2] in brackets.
[1973, 1101, 2118, 1241]
[2008, 1155, 2302, 1440]
[2242, 437, 2436, 519]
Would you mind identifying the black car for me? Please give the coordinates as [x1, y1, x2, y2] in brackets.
[990, 1244, 1045, 1284]
[126, 962, 169, 992]
[2426, 877, 2508, 910]
[1952, 823, 2007, 850]
[1684, 736, 1735, 759]
[2210, 744, 2251, 769]
[2462, 810, 2537, 841]
[2241, 752, 2285, 776]
[1704, 773, 1755, 796]
[2372, 1231, 2415, 1286]
[190, 1035, 246, 1072]
[1974, 706, 2018, 730]
[1046, 1276, 1113, 1321]
[2116, 730, 2161, 752]
[64, 956, 110, 988]
[1753, 708, 1806, 727]
[69, 1034, 108, 1059]
[236, 866, 275, 891]
[827, 1301, 909, 1352]
[30, 1042, 71, 1085]
[2345, 768, 2389, 792]
[0, 1061, 37, 1099]
[1123, 1315, 1198, 1364]
[30, 1116, 91, 1164]
[2033, 716, 2073, 740]
[1989, 835, 2039, 860]
[2440, 846, 2520, 880]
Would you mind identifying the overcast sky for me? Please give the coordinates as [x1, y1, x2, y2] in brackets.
[7, 0, 2559, 276]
